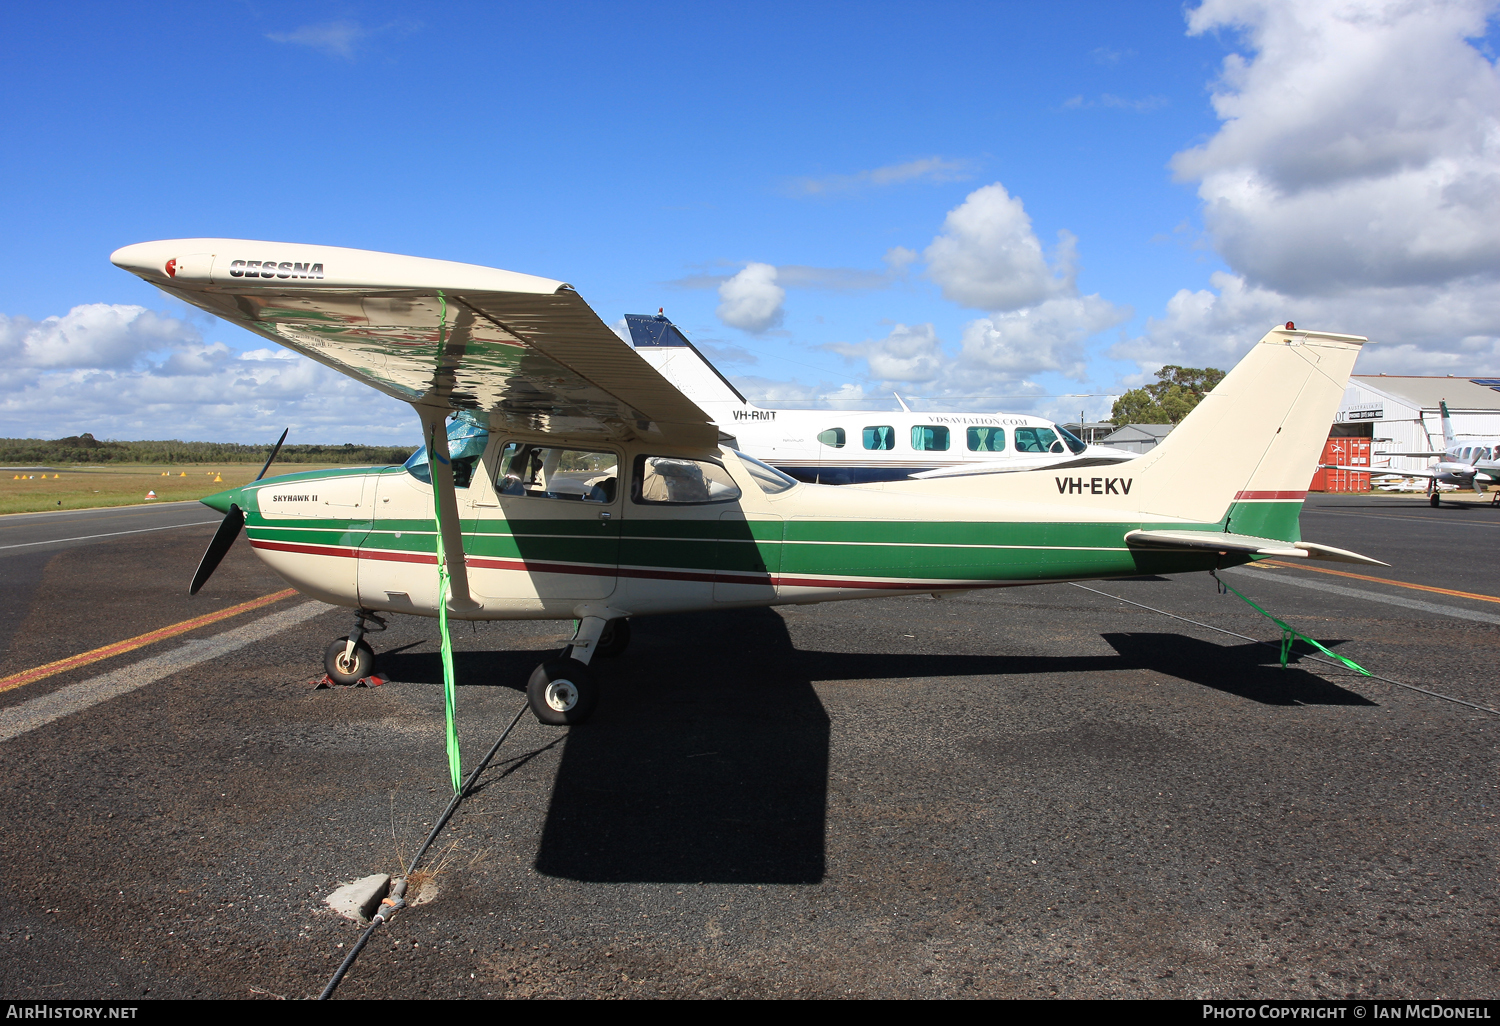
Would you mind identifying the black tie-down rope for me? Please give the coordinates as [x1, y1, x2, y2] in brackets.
[1068, 582, 1499, 717]
[319, 701, 530, 1001]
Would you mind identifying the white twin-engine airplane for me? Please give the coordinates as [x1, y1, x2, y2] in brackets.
[1325, 400, 1500, 507]
[112, 239, 1385, 726]
[624, 312, 1132, 484]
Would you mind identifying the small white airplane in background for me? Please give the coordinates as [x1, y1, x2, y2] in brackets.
[1325, 400, 1500, 507]
[112, 239, 1382, 727]
[625, 312, 1132, 485]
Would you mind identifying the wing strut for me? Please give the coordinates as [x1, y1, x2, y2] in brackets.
[418, 406, 477, 611]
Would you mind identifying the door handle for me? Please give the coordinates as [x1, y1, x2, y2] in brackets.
[598, 511, 612, 521]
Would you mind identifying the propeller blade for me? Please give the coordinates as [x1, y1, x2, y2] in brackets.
[189, 503, 245, 595]
[255, 428, 289, 482]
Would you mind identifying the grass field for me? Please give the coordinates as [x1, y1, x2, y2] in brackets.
[0, 464, 362, 515]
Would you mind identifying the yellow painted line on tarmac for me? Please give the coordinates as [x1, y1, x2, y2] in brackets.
[1257, 560, 1500, 606]
[0, 588, 299, 695]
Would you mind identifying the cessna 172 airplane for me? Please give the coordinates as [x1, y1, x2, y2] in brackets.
[1324, 400, 1500, 507]
[625, 312, 1132, 484]
[111, 239, 1382, 726]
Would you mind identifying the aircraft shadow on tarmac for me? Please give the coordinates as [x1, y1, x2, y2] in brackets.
[375, 614, 1373, 886]
[1101, 632, 1378, 708]
[535, 608, 830, 886]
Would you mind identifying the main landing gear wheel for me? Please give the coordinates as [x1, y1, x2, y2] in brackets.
[324, 637, 374, 686]
[594, 617, 631, 658]
[1430, 493, 1441, 508]
[527, 658, 597, 726]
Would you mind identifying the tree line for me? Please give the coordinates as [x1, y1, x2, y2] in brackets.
[1110, 365, 1225, 425]
[0, 433, 418, 466]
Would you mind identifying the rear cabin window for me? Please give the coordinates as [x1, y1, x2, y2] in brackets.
[633, 455, 742, 505]
[911, 426, 950, 452]
[863, 426, 896, 451]
[495, 443, 618, 503]
[967, 427, 1005, 452]
[1013, 427, 1062, 454]
[818, 428, 846, 448]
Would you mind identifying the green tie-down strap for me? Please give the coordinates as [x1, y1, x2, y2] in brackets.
[1214, 571, 1373, 677]
[428, 418, 463, 794]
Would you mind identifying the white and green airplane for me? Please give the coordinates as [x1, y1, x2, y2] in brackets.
[112, 239, 1384, 726]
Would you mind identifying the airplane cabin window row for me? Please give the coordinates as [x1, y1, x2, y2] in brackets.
[813, 423, 1086, 455]
[814, 424, 1024, 453]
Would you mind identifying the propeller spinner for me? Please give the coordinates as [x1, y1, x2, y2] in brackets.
[188, 428, 287, 595]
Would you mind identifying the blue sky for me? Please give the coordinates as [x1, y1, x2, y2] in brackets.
[2, 1, 1497, 443]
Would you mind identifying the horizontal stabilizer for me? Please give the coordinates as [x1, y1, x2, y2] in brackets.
[1124, 530, 1388, 566]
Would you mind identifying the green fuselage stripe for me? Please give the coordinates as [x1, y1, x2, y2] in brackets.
[241, 501, 1308, 584]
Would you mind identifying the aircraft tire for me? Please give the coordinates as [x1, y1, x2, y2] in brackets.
[527, 658, 597, 726]
[324, 637, 374, 685]
[1430, 493, 1441, 507]
[595, 618, 631, 659]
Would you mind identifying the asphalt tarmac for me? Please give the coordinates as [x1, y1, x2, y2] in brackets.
[0, 493, 1494, 1000]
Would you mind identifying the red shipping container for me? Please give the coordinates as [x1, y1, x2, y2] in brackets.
[1309, 437, 1371, 492]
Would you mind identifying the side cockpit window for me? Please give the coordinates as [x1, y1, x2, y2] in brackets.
[633, 455, 742, 505]
[1014, 427, 1061, 454]
[496, 443, 618, 503]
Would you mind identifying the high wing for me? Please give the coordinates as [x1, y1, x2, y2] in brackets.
[110, 239, 718, 449]
[1322, 464, 1439, 479]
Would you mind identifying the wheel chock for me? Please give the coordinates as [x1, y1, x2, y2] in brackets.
[310, 672, 387, 689]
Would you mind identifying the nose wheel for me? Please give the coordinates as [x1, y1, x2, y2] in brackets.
[324, 637, 375, 685]
[322, 610, 386, 686]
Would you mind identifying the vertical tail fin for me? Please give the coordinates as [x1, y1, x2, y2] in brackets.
[625, 313, 749, 409]
[1439, 399, 1457, 450]
[1122, 326, 1369, 538]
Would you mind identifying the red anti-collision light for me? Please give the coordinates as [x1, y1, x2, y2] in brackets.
[1285, 321, 1295, 330]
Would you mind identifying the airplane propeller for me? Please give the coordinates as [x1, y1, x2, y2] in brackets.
[189, 429, 287, 595]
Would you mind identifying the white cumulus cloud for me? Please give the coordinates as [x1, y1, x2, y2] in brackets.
[716, 263, 786, 334]
[1114, 271, 1500, 375]
[956, 295, 1126, 383]
[1118, 0, 1500, 376]
[923, 183, 1077, 311]
[1175, 0, 1500, 295]
[827, 324, 947, 385]
[0, 305, 416, 443]
[0, 304, 200, 370]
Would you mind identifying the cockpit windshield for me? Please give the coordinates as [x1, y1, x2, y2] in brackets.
[1055, 424, 1088, 454]
[403, 411, 490, 488]
[733, 450, 798, 494]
